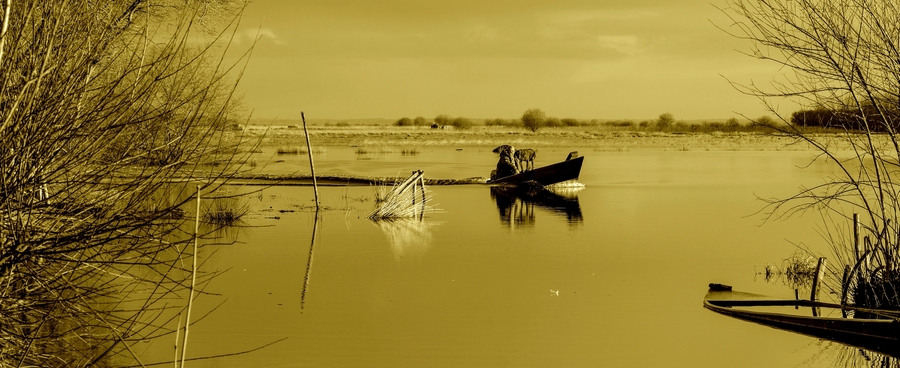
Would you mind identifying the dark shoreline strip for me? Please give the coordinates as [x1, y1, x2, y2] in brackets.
[223, 174, 489, 186]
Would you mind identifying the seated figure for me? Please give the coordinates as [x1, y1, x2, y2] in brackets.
[491, 145, 518, 180]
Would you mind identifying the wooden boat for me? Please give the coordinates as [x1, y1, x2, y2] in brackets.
[488, 152, 584, 186]
[704, 288, 900, 357]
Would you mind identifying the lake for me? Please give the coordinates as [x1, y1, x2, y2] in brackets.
[134, 147, 881, 367]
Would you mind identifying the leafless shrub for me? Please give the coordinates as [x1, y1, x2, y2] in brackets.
[0, 0, 256, 365]
[723, 0, 900, 307]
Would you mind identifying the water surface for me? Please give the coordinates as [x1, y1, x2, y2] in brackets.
[137, 148, 876, 367]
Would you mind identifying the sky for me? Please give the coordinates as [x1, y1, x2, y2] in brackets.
[226, 0, 790, 121]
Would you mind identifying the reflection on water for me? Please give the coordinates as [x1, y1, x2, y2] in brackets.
[371, 218, 441, 260]
[815, 342, 900, 367]
[301, 211, 320, 310]
[490, 185, 583, 226]
[199, 221, 248, 245]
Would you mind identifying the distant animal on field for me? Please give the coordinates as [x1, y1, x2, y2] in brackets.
[431, 123, 439, 129]
[514, 148, 536, 171]
[491, 145, 518, 179]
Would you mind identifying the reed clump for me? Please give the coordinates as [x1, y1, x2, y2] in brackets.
[355, 147, 395, 155]
[835, 217, 900, 311]
[202, 196, 251, 226]
[763, 252, 818, 288]
[369, 171, 437, 220]
[276, 146, 304, 155]
[276, 146, 326, 155]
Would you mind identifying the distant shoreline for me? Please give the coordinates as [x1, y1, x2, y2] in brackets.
[237, 125, 815, 152]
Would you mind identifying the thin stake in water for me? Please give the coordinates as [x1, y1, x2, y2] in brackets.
[301, 111, 319, 210]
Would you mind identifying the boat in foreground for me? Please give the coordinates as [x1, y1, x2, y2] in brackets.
[704, 287, 900, 357]
[488, 152, 584, 186]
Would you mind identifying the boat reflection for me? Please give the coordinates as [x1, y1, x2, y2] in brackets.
[490, 185, 583, 226]
[818, 342, 900, 368]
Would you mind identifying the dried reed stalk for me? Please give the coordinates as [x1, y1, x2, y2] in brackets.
[369, 171, 437, 220]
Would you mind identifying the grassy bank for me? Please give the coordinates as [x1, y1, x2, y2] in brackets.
[235, 124, 836, 152]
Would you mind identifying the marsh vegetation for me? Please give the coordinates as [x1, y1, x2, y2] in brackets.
[0, 0, 254, 366]
[722, 0, 900, 322]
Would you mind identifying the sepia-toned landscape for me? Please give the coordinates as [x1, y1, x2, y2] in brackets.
[4, 0, 900, 367]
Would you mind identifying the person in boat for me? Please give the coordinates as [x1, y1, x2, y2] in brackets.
[491, 145, 518, 180]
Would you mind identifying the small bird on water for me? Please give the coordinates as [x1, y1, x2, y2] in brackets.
[550, 289, 559, 296]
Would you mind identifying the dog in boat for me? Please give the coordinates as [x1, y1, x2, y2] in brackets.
[514, 148, 536, 171]
[491, 145, 518, 180]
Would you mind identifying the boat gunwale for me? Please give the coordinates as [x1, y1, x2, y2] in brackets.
[705, 298, 900, 319]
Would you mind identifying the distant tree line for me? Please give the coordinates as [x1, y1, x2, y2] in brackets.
[394, 115, 474, 129]
[395, 116, 429, 127]
[790, 104, 900, 132]
[393, 110, 767, 133]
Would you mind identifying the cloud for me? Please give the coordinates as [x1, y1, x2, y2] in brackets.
[234, 1, 771, 119]
[240, 28, 284, 45]
[547, 8, 660, 23]
[596, 35, 640, 55]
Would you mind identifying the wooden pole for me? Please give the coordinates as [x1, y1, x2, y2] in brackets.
[854, 213, 860, 262]
[412, 173, 418, 219]
[887, 219, 893, 278]
[810, 257, 825, 301]
[794, 288, 799, 310]
[419, 175, 426, 220]
[810, 257, 826, 317]
[174, 312, 181, 368]
[841, 265, 850, 317]
[301, 112, 319, 210]
[865, 236, 872, 270]
[180, 185, 201, 367]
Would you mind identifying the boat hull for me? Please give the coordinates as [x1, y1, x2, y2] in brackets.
[704, 292, 900, 357]
[488, 156, 584, 186]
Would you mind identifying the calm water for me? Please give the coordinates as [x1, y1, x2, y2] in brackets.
[135, 148, 881, 367]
